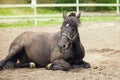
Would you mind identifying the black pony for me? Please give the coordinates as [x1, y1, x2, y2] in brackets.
[0, 12, 90, 71]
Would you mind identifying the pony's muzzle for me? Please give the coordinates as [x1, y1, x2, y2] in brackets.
[59, 42, 72, 52]
[60, 44, 66, 50]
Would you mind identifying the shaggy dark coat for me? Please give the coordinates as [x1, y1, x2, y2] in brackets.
[0, 12, 90, 71]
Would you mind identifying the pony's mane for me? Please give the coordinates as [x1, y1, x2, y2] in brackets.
[68, 13, 76, 17]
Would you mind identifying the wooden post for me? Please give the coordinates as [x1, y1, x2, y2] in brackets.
[117, 0, 119, 14]
[76, 0, 79, 14]
[31, 0, 37, 26]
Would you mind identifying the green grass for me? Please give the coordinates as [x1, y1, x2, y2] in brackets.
[0, 20, 62, 28]
[0, 8, 13, 15]
[81, 16, 120, 22]
[0, 8, 120, 28]
[0, 8, 60, 15]
[0, 16, 119, 28]
[0, 20, 34, 28]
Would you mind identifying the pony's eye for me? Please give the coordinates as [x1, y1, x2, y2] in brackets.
[72, 28, 74, 31]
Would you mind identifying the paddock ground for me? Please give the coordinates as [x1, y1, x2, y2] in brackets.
[0, 21, 120, 80]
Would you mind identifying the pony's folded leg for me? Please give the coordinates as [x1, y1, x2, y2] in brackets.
[46, 59, 70, 71]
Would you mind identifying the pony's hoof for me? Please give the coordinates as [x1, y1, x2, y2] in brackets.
[29, 62, 36, 68]
[46, 63, 67, 71]
[46, 63, 53, 70]
[80, 61, 91, 69]
[52, 65, 63, 70]
[52, 64, 69, 71]
[83, 62, 91, 69]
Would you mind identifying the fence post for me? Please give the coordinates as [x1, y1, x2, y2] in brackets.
[76, 0, 79, 13]
[31, 0, 37, 26]
[117, 0, 119, 14]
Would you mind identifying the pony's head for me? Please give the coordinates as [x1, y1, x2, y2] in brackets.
[59, 12, 81, 53]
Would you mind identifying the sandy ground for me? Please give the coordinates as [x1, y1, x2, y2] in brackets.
[0, 21, 120, 80]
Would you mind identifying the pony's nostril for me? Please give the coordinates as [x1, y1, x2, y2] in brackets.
[63, 45, 65, 48]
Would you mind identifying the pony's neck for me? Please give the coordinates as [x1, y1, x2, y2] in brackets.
[72, 35, 80, 44]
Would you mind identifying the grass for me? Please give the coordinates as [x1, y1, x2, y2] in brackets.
[0, 20, 34, 28]
[0, 8, 120, 28]
[0, 8, 13, 15]
[0, 8, 60, 15]
[81, 16, 120, 22]
[0, 16, 119, 28]
[0, 20, 62, 28]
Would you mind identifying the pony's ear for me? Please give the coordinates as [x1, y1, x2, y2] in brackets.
[77, 12, 81, 19]
[63, 12, 67, 19]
